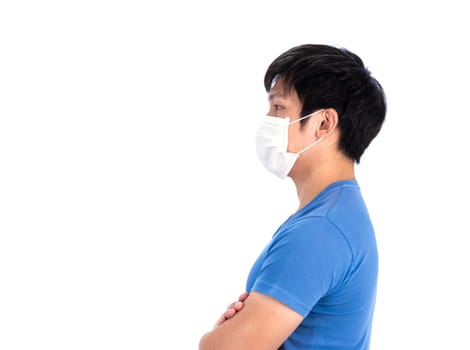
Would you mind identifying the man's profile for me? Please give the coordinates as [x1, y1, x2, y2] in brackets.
[199, 43, 386, 350]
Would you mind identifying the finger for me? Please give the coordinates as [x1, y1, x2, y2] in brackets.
[214, 315, 226, 328]
[224, 307, 236, 318]
[215, 309, 233, 327]
[214, 307, 236, 328]
[238, 292, 249, 301]
[232, 301, 244, 311]
[227, 301, 237, 309]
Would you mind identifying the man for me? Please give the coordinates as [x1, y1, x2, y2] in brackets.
[199, 44, 386, 350]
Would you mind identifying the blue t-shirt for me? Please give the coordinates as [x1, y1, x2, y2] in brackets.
[246, 180, 378, 350]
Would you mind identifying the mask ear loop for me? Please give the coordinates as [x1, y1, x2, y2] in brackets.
[297, 137, 323, 154]
[294, 109, 326, 154]
[289, 109, 325, 125]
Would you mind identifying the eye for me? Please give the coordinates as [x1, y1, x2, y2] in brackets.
[274, 104, 284, 111]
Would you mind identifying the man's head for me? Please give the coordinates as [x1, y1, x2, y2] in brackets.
[264, 44, 386, 163]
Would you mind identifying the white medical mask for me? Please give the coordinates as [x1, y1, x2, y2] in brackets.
[255, 109, 324, 179]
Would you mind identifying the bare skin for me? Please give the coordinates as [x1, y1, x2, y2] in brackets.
[214, 292, 249, 328]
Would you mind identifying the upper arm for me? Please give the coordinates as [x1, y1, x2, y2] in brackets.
[199, 291, 303, 350]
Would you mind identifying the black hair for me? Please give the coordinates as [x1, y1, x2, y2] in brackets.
[264, 44, 386, 163]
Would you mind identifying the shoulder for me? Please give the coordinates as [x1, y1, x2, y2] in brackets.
[254, 216, 354, 315]
[273, 215, 353, 256]
[269, 215, 355, 277]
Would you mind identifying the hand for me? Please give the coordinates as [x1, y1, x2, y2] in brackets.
[214, 292, 249, 328]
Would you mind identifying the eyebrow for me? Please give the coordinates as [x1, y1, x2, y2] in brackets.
[268, 91, 285, 101]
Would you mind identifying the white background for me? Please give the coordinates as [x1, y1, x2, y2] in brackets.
[1, 1, 469, 349]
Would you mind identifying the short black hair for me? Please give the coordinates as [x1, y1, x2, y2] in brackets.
[264, 44, 386, 163]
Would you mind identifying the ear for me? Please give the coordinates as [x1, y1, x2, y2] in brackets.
[317, 108, 339, 138]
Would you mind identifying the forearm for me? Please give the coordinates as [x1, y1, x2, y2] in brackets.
[199, 327, 256, 350]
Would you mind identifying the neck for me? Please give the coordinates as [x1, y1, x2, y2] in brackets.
[291, 156, 356, 212]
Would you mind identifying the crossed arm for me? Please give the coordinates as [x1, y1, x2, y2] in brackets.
[199, 291, 303, 350]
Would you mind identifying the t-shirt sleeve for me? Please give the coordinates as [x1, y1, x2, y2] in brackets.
[250, 217, 352, 317]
